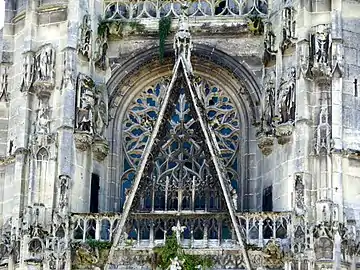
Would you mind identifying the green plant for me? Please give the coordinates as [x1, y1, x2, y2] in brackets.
[158, 16, 172, 63]
[247, 15, 264, 35]
[97, 19, 110, 38]
[153, 234, 213, 269]
[86, 239, 112, 250]
[129, 21, 146, 33]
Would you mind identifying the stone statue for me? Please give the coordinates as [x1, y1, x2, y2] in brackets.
[36, 100, 50, 135]
[94, 85, 108, 138]
[167, 257, 184, 270]
[311, 25, 331, 77]
[278, 67, 296, 124]
[174, 4, 193, 72]
[315, 30, 330, 64]
[171, 220, 186, 244]
[36, 45, 55, 82]
[262, 70, 276, 133]
[263, 23, 277, 65]
[294, 174, 305, 216]
[94, 37, 108, 71]
[76, 75, 95, 133]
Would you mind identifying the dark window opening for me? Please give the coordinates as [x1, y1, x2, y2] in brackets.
[262, 185, 273, 212]
[354, 79, 358, 97]
[90, 173, 100, 213]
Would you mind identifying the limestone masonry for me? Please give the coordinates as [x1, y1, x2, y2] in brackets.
[0, 0, 359, 269]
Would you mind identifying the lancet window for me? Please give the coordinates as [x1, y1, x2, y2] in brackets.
[35, 148, 49, 204]
[120, 77, 242, 213]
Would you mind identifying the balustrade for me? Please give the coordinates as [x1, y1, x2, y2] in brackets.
[103, 0, 268, 20]
[71, 212, 291, 249]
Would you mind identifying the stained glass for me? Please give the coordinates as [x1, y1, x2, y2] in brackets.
[121, 77, 241, 211]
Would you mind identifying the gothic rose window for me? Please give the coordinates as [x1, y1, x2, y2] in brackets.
[120, 77, 241, 212]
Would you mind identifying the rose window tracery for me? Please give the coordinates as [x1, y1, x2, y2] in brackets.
[121, 77, 241, 212]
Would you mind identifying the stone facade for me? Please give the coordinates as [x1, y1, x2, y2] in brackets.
[0, 0, 358, 269]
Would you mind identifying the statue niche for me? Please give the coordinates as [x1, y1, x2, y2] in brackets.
[263, 22, 277, 66]
[261, 70, 276, 135]
[275, 67, 296, 145]
[281, 6, 296, 52]
[277, 67, 296, 125]
[78, 15, 92, 60]
[75, 74, 95, 135]
[310, 25, 332, 78]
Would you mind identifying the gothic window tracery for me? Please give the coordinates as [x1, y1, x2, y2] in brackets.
[121, 77, 242, 213]
[35, 148, 49, 204]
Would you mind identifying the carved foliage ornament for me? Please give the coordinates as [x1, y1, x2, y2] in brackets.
[263, 240, 284, 269]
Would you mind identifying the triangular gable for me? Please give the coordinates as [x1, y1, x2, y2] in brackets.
[106, 11, 252, 270]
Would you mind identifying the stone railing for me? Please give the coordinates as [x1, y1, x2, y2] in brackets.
[72, 213, 121, 242]
[103, 0, 268, 20]
[71, 212, 291, 248]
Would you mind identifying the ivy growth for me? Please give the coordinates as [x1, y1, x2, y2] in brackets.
[97, 19, 110, 39]
[158, 16, 172, 63]
[86, 239, 112, 250]
[153, 234, 213, 270]
[247, 14, 264, 35]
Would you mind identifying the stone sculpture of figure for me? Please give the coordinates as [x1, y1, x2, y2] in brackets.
[172, 220, 186, 244]
[37, 45, 55, 81]
[76, 75, 95, 133]
[94, 37, 108, 70]
[168, 257, 184, 270]
[278, 67, 296, 124]
[174, 3, 193, 72]
[36, 101, 50, 135]
[315, 30, 330, 64]
[262, 71, 276, 132]
[94, 85, 108, 138]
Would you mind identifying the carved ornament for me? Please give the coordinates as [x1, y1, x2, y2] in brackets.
[263, 240, 284, 269]
[92, 138, 109, 162]
[256, 133, 275, 156]
[74, 132, 93, 151]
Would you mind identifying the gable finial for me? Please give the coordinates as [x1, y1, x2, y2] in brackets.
[173, 3, 193, 73]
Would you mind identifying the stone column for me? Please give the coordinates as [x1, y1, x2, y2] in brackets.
[57, 0, 80, 212]
[11, 0, 37, 244]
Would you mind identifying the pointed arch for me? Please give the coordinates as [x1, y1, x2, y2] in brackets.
[35, 147, 49, 204]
